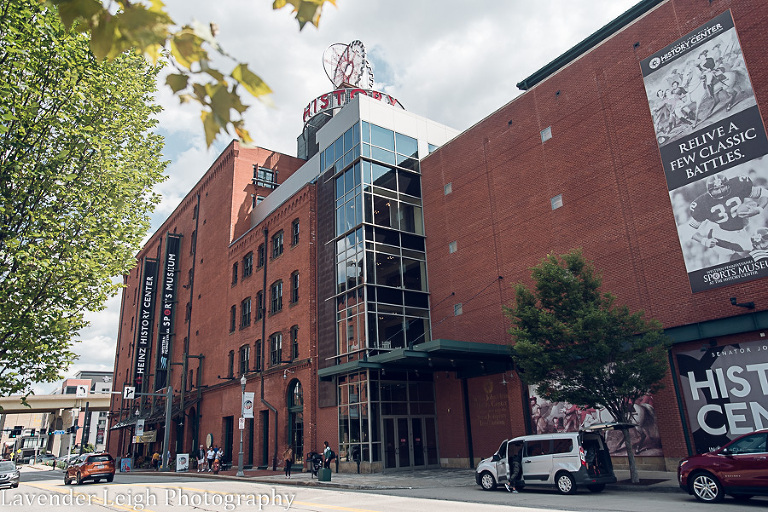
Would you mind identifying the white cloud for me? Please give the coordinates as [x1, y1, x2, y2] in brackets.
[48, 0, 640, 389]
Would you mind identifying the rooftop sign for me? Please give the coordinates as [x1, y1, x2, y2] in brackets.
[303, 88, 404, 124]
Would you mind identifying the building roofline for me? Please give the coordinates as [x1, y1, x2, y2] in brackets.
[516, 0, 666, 91]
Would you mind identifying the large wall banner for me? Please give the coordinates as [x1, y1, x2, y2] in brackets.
[676, 339, 768, 454]
[155, 233, 182, 390]
[133, 258, 158, 391]
[641, 10, 768, 292]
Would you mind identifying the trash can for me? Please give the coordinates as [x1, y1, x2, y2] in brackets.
[318, 468, 332, 481]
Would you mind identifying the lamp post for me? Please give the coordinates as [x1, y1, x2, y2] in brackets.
[237, 374, 246, 477]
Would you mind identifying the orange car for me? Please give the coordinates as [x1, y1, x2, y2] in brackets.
[64, 453, 115, 485]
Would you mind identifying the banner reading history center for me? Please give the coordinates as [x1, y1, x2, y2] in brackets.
[133, 258, 158, 391]
[641, 10, 768, 292]
[675, 340, 768, 454]
[155, 233, 182, 390]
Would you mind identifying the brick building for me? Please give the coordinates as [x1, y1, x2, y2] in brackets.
[109, 0, 768, 474]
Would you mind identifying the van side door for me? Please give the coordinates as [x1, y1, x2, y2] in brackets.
[522, 439, 554, 482]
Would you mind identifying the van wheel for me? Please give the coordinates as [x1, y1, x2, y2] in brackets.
[690, 471, 724, 503]
[556, 472, 577, 494]
[587, 484, 605, 493]
[479, 471, 497, 491]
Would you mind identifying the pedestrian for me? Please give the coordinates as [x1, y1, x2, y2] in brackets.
[206, 446, 215, 472]
[152, 450, 160, 471]
[197, 444, 206, 472]
[282, 445, 294, 479]
[322, 441, 335, 469]
[505, 442, 522, 493]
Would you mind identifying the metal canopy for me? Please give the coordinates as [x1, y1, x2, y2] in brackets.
[318, 338, 514, 381]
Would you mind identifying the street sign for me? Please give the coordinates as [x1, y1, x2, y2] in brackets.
[123, 386, 136, 399]
[239, 417, 245, 430]
[76, 385, 88, 398]
[53, 430, 66, 435]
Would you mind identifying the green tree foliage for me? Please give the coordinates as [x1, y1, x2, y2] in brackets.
[0, 0, 167, 398]
[47, 0, 335, 147]
[504, 249, 670, 483]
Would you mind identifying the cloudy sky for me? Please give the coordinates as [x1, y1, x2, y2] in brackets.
[36, 0, 642, 393]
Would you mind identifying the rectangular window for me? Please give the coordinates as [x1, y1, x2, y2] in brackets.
[239, 345, 250, 376]
[191, 230, 197, 255]
[290, 271, 299, 303]
[270, 281, 283, 313]
[291, 219, 300, 246]
[449, 241, 457, 254]
[454, 303, 463, 316]
[227, 350, 234, 378]
[255, 340, 262, 372]
[270, 332, 282, 365]
[257, 244, 265, 268]
[291, 325, 299, 360]
[272, 231, 284, 259]
[240, 297, 252, 328]
[230, 305, 236, 332]
[255, 291, 263, 321]
[243, 252, 253, 277]
[232, 263, 238, 285]
[253, 166, 278, 188]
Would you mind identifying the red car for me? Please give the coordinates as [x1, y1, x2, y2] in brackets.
[64, 453, 115, 485]
[678, 429, 768, 502]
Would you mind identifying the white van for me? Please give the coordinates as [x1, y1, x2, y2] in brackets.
[475, 424, 624, 494]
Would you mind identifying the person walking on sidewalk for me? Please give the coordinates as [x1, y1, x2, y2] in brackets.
[322, 441, 335, 469]
[505, 442, 522, 493]
[206, 446, 215, 472]
[282, 445, 294, 479]
[197, 445, 205, 472]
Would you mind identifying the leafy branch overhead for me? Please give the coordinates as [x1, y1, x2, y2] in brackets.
[47, 0, 336, 147]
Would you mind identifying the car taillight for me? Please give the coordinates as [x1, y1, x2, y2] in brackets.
[579, 446, 586, 466]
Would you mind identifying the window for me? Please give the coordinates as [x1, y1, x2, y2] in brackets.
[454, 303, 463, 316]
[291, 325, 299, 360]
[270, 332, 282, 365]
[449, 241, 457, 253]
[272, 231, 284, 259]
[257, 244, 265, 268]
[191, 230, 197, 254]
[227, 350, 235, 378]
[232, 263, 238, 285]
[229, 305, 236, 332]
[525, 440, 551, 457]
[184, 302, 191, 322]
[291, 219, 300, 246]
[254, 340, 262, 372]
[444, 182, 452, 195]
[290, 271, 299, 303]
[552, 439, 573, 454]
[243, 252, 253, 278]
[270, 281, 283, 313]
[239, 345, 250, 376]
[255, 291, 264, 321]
[253, 166, 278, 188]
[240, 297, 252, 328]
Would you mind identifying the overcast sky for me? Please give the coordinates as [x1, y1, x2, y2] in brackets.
[35, 0, 642, 393]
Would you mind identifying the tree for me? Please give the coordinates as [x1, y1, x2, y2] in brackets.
[48, 0, 336, 147]
[0, 0, 167, 399]
[504, 249, 671, 484]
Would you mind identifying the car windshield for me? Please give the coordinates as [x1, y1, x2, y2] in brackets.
[0, 462, 15, 471]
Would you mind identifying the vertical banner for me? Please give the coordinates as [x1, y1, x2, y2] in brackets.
[155, 234, 182, 390]
[242, 392, 255, 419]
[641, 10, 768, 292]
[133, 258, 158, 391]
[675, 340, 768, 454]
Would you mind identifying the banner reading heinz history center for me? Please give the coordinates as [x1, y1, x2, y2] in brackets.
[134, 258, 158, 391]
[676, 340, 768, 454]
[155, 233, 182, 390]
[641, 10, 768, 292]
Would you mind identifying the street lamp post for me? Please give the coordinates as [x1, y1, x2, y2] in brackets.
[237, 374, 246, 477]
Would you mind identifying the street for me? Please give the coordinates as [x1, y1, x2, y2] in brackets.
[3, 465, 767, 512]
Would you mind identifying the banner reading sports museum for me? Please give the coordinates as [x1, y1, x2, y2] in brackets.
[641, 10, 768, 292]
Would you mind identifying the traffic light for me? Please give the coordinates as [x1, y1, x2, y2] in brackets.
[9, 426, 22, 438]
[66, 426, 74, 434]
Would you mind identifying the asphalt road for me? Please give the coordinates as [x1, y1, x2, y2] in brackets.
[5, 465, 767, 512]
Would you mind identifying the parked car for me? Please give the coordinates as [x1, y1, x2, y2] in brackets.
[678, 429, 768, 503]
[35, 453, 56, 463]
[475, 423, 624, 494]
[64, 453, 115, 485]
[0, 461, 20, 488]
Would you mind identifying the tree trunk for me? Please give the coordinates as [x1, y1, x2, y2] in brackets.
[622, 428, 640, 484]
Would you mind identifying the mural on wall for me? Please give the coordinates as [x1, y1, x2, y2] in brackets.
[676, 339, 768, 454]
[641, 10, 768, 292]
[528, 387, 663, 457]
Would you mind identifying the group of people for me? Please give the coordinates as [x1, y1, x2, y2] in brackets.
[195, 444, 225, 472]
[282, 440, 337, 479]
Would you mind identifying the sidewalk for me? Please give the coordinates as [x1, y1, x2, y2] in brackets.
[27, 462, 679, 493]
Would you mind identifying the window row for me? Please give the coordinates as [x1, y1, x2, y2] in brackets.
[229, 272, 300, 331]
[321, 122, 419, 176]
[231, 221, 300, 286]
[226, 326, 300, 377]
[253, 166, 278, 189]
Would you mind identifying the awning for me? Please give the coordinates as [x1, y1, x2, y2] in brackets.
[110, 396, 201, 430]
[318, 338, 514, 381]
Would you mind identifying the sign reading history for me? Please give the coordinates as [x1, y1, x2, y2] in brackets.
[155, 234, 182, 390]
[303, 88, 403, 124]
[134, 258, 158, 390]
[675, 339, 768, 454]
[641, 10, 768, 292]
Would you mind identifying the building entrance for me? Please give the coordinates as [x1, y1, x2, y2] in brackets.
[383, 416, 438, 469]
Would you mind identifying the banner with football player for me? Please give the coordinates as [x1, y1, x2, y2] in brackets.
[641, 10, 768, 292]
